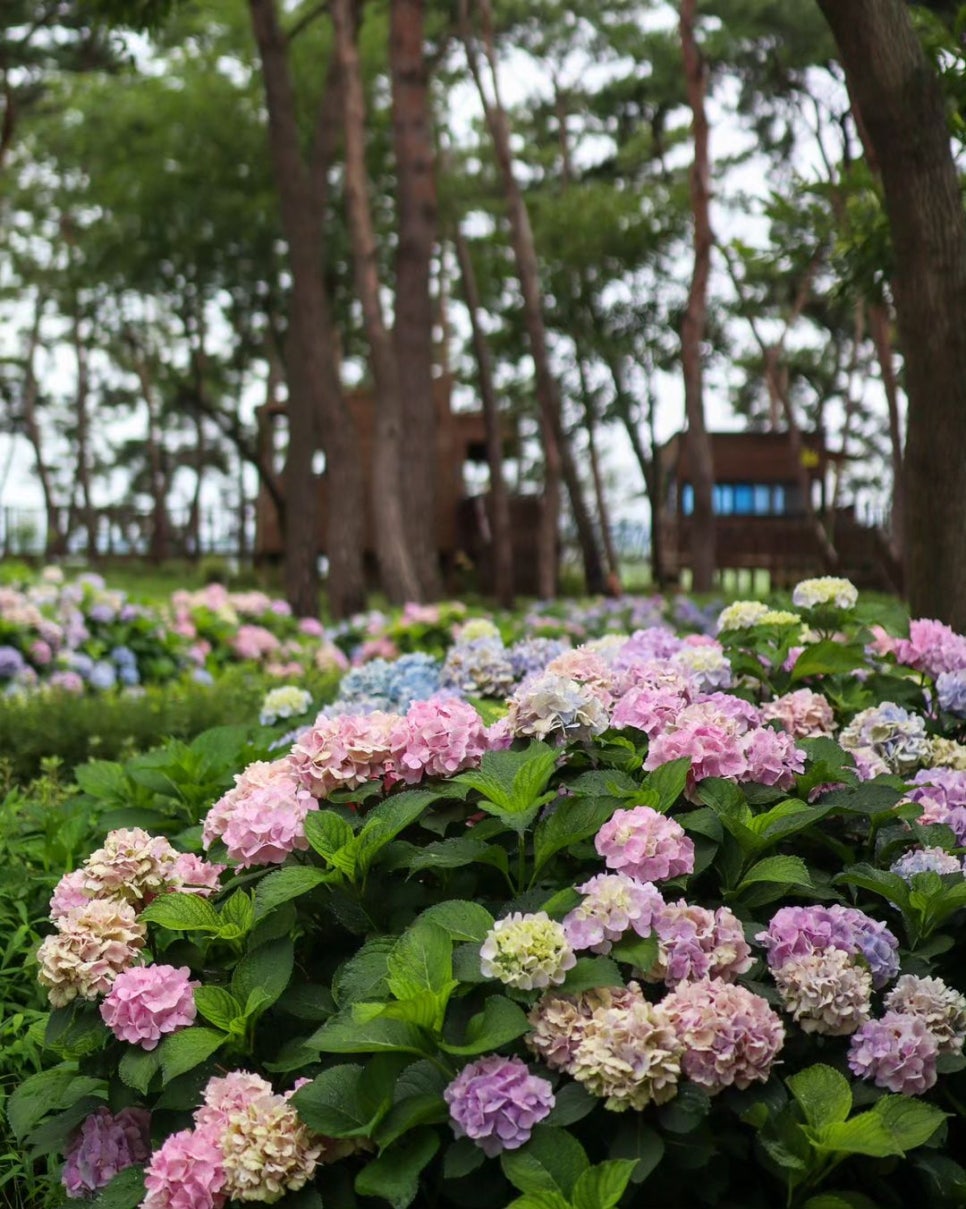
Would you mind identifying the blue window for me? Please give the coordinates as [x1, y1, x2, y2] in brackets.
[681, 484, 694, 516]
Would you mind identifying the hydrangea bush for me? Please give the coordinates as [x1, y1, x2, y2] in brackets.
[12, 578, 966, 1209]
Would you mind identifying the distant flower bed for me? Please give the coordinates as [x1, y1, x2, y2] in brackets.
[13, 577, 966, 1208]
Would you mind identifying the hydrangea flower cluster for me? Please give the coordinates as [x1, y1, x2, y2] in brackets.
[839, 701, 931, 775]
[791, 576, 859, 610]
[37, 898, 146, 1007]
[508, 636, 570, 681]
[259, 685, 313, 726]
[892, 618, 966, 677]
[330, 652, 442, 714]
[890, 846, 964, 881]
[641, 694, 805, 796]
[479, 912, 576, 990]
[649, 901, 753, 987]
[757, 903, 900, 989]
[847, 1012, 939, 1095]
[203, 756, 318, 869]
[443, 1055, 554, 1156]
[760, 688, 835, 738]
[440, 638, 515, 699]
[771, 948, 872, 1036]
[142, 1071, 324, 1209]
[62, 1107, 151, 1198]
[563, 873, 665, 954]
[669, 643, 733, 692]
[505, 672, 610, 742]
[100, 964, 198, 1049]
[594, 806, 695, 883]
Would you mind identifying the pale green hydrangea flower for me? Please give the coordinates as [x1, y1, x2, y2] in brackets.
[480, 912, 576, 990]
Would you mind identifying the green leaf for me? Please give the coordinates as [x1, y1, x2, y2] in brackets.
[609, 934, 658, 971]
[387, 922, 454, 999]
[657, 1083, 710, 1134]
[407, 836, 509, 877]
[157, 1027, 226, 1082]
[501, 1125, 589, 1198]
[570, 1159, 638, 1209]
[803, 1196, 881, 1209]
[6, 1067, 105, 1142]
[545, 1081, 597, 1128]
[253, 866, 332, 921]
[356, 791, 441, 875]
[140, 892, 221, 933]
[872, 1095, 946, 1151]
[231, 937, 295, 1012]
[608, 1121, 664, 1183]
[440, 995, 531, 1055]
[292, 1064, 383, 1137]
[834, 864, 911, 912]
[91, 1165, 146, 1209]
[443, 1137, 486, 1179]
[557, 956, 623, 995]
[354, 1127, 439, 1209]
[809, 1112, 901, 1158]
[118, 1047, 162, 1096]
[44, 1002, 109, 1058]
[194, 986, 243, 1032]
[643, 758, 692, 811]
[418, 900, 495, 943]
[787, 1065, 852, 1130]
[791, 641, 869, 681]
[456, 743, 558, 830]
[303, 811, 357, 875]
[333, 939, 394, 1006]
[219, 890, 255, 938]
[308, 1014, 432, 1057]
[737, 855, 812, 893]
[74, 760, 128, 801]
[533, 796, 619, 875]
[505, 1194, 571, 1209]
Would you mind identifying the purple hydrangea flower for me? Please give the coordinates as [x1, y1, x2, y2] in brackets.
[848, 1012, 939, 1095]
[937, 670, 966, 717]
[444, 1055, 554, 1156]
[757, 904, 899, 989]
[62, 1107, 151, 1198]
[0, 645, 25, 680]
[891, 847, 964, 882]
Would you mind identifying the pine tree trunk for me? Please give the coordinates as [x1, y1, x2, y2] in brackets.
[576, 357, 620, 582]
[679, 0, 716, 592]
[248, 0, 366, 619]
[333, 0, 422, 605]
[130, 349, 170, 565]
[390, 0, 441, 598]
[72, 314, 98, 559]
[454, 224, 515, 608]
[867, 300, 904, 573]
[22, 302, 62, 559]
[461, 0, 604, 596]
[817, 0, 966, 628]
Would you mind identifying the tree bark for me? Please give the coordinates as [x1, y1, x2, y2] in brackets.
[248, 0, 366, 618]
[576, 356, 620, 582]
[21, 297, 62, 558]
[332, 0, 423, 604]
[129, 345, 170, 565]
[461, 0, 605, 596]
[390, 0, 441, 598]
[454, 223, 515, 608]
[867, 299, 904, 573]
[71, 312, 98, 558]
[679, 0, 716, 591]
[817, 0, 966, 628]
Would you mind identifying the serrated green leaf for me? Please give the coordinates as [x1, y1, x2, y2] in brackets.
[557, 956, 623, 995]
[570, 1159, 638, 1209]
[252, 866, 332, 920]
[194, 986, 243, 1032]
[140, 892, 221, 933]
[231, 937, 294, 1012]
[354, 1127, 439, 1209]
[501, 1124, 589, 1198]
[737, 854, 812, 892]
[6, 1067, 106, 1141]
[872, 1095, 946, 1151]
[417, 900, 495, 942]
[644, 757, 692, 810]
[118, 1047, 162, 1096]
[307, 1013, 432, 1057]
[387, 922, 453, 1000]
[787, 1065, 852, 1130]
[91, 1164, 146, 1209]
[157, 1027, 226, 1082]
[440, 995, 531, 1055]
[533, 796, 619, 876]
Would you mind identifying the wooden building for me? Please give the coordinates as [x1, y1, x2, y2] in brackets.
[657, 429, 898, 589]
[253, 379, 544, 594]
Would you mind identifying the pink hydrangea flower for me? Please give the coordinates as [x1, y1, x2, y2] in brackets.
[848, 1011, 939, 1094]
[611, 686, 690, 737]
[203, 756, 318, 867]
[100, 964, 198, 1050]
[893, 618, 966, 677]
[742, 727, 806, 788]
[36, 899, 146, 1007]
[760, 689, 835, 739]
[49, 869, 90, 920]
[232, 625, 281, 661]
[563, 874, 665, 953]
[651, 901, 752, 986]
[663, 978, 784, 1092]
[595, 806, 694, 882]
[290, 712, 409, 798]
[397, 697, 488, 783]
[62, 1107, 150, 1198]
[142, 1127, 227, 1209]
[169, 853, 225, 897]
[82, 828, 179, 908]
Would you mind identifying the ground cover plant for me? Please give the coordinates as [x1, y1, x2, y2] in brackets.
[9, 578, 966, 1208]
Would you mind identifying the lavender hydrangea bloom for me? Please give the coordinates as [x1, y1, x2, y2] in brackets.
[839, 702, 930, 774]
[0, 645, 25, 679]
[839, 907, 901, 989]
[848, 1012, 939, 1094]
[62, 1107, 151, 1198]
[508, 637, 570, 681]
[444, 1055, 554, 1156]
[891, 847, 964, 882]
[440, 639, 515, 699]
[757, 904, 899, 989]
[88, 661, 117, 691]
[937, 671, 966, 717]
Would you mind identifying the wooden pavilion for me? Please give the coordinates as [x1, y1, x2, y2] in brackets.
[656, 429, 898, 589]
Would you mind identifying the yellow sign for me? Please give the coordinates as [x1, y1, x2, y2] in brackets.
[800, 449, 820, 469]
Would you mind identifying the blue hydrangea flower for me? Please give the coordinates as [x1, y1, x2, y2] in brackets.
[937, 671, 966, 717]
[0, 646, 26, 680]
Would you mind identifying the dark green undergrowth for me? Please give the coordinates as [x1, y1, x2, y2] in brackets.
[0, 667, 340, 782]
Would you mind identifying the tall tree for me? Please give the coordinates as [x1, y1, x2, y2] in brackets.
[248, 0, 367, 617]
[332, 0, 423, 604]
[679, 0, 716, 591]
[460, 0, 605, 597]
[816, 0, 966, 627]
[390, 0, 442, 598]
